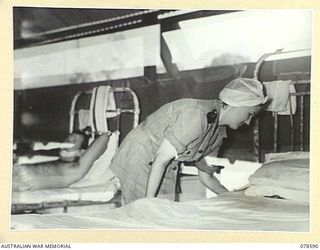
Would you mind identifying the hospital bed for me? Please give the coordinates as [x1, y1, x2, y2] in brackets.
[11, 153, 309, 231]
[11, 85, 140, 214]
[11, 50, 311, 231]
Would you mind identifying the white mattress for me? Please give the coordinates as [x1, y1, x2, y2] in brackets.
[11, 191, 309, 231]
[11, 179, 119, 204]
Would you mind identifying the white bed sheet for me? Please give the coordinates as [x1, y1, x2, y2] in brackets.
[11, 191, 309, 231]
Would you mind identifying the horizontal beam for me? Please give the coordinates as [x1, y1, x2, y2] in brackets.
[14, 10, 240, 49]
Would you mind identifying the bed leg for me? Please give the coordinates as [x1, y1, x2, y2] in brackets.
[253, 118, 260, 162]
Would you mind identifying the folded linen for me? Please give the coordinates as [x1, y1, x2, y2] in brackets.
[78, 109, 91, 131]
[264, 80, 297, 114]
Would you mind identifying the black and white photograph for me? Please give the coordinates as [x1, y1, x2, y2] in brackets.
[10, 7, 312, 232]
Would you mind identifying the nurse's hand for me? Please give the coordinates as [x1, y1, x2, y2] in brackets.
[211, 165, 224, 174]
[198, 168, 229, 195]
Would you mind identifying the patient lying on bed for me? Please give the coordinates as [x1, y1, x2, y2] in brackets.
[12, 131, 111, 191]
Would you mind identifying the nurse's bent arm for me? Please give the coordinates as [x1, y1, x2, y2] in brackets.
[145, 138, 177, 198]
[198, 134, 228, 195]
[198, 168, 228, 194]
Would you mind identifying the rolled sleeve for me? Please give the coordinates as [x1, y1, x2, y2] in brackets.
[163, 108, 206, 154]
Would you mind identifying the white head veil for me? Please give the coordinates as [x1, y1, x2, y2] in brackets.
[219, 78, 268, 107]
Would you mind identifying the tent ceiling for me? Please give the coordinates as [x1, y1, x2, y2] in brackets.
[13, 7, 238, 49]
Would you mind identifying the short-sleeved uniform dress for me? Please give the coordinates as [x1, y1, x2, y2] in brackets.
[110, 98, 227, 204]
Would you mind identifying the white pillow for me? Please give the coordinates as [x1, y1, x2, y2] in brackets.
[245, 158, 309, 202]
[248, 159, 309, 191]
[70, 131, 119, 188]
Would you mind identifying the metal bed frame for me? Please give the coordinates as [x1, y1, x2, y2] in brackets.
[69, 86, 140, 141]
[11, 85, 140, 214]
[12, 192, 122, 214]
[252, 50, 310, 162]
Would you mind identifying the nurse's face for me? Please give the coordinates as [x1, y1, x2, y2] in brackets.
[219, 105, 262, 130]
